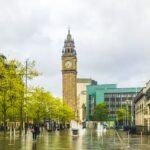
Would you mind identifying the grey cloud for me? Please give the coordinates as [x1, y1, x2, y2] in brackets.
[0, 0, 150, 97]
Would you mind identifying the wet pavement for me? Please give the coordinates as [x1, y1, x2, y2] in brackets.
[0, 129, 150, 150]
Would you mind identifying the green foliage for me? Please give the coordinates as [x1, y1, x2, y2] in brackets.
[15, 60, 40, 80]
[27, 87, 52, 122]
[58, 104, 75, 123]
[93, 102, 109, 121]
[0, 57, 39, 132]
[27, 87, 74, 124]
[116, 108, 130, 121]
[0, 59, 24, 132]
[0, 56, 74, 133]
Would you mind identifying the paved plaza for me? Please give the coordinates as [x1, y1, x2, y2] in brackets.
[0, 129, 150, 150]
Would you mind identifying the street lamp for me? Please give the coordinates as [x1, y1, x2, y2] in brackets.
[25, 59, 29, 134]
[130, 100, 134, 127]
[125, 100, 130, 127]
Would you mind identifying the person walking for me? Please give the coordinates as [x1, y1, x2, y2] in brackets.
[32, 125, 37, 140]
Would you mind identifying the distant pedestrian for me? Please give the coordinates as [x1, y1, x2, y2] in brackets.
[25, 123, 28, 134]
[35, 125, 40, 135]
[32, 125, 37, 140]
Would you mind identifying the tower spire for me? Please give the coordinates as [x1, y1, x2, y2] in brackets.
[68, 27, 70, 34]
[67, 28, 72, 41]
[62, 29, 76, 56]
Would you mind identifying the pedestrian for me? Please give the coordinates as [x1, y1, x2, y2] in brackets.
[32, 125, 37, 140]
[36, 125, 40, 135]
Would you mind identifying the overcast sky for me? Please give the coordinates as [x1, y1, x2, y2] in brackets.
[0, 0, 150, 97]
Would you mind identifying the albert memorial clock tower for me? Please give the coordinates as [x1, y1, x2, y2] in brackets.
[62, 30, 77, 113]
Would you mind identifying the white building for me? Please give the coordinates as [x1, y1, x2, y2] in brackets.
[77, 78, 97, 123]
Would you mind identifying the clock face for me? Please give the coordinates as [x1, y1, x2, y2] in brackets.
[65, 61, 72, 68]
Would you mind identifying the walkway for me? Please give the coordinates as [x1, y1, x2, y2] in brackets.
[0, 129, 150, 150]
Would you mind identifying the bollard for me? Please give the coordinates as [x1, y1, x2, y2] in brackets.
[90, 130, 92, 141]
[102, 132, 103, 145]
[128, 131, 129, 145]
[127, 131, 130, 148]
[10, 126, 12, 137]
[114, 131, 115, 144]
[13, 127, 16, 138]
[141, 132, 142, 145]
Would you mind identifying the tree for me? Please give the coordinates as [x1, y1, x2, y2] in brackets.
[28, 87, 75, 124]
[0, 59, 24, 133]
[0, 55, 74, 134]
[58, 103, 75, 124]
[93, 103, 109, 121]
[27, 87, 53, 123]
[0, 57, 39, 134]
[13, 60, 39, 133]
[116, 108, 130, 126]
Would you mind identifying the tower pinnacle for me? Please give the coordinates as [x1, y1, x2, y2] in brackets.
[62, 30, 76, 56]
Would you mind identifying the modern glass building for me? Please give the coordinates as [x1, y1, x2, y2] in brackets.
[86, 84, 142, 124]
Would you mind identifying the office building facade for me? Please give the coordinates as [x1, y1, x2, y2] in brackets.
[86, 84, 142, 125]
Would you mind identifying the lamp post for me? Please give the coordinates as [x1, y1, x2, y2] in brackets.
[25, 59, 29, 134]
[125, 100, 130, 127]
[109, 96, 111, 128]
[130, 100, 133, 127]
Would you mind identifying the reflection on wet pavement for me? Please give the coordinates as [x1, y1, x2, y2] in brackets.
[0, 129, 150, 150]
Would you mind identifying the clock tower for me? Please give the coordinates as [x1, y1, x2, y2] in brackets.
[62, 30, 77, 113]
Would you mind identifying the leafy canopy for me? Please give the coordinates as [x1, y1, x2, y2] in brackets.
[93, 102, 109, 121]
